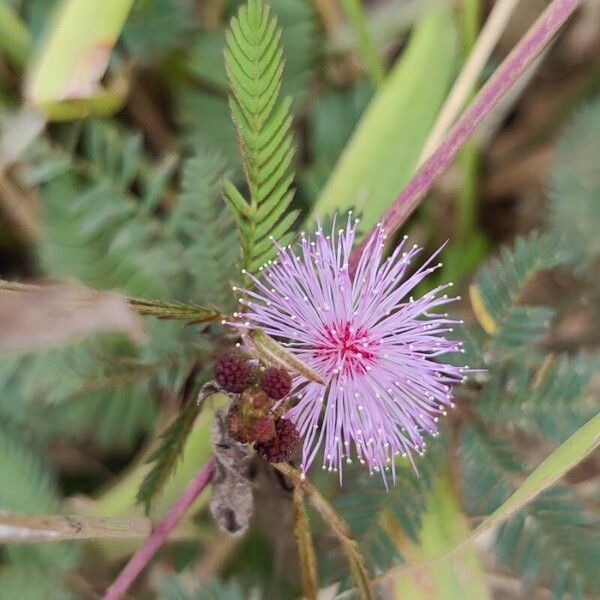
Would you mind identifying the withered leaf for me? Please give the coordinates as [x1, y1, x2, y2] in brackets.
[0, 281, 145, 353]
[209, 409, 253, 536]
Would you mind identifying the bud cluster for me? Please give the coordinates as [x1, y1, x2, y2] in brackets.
[214, 354, 299, 463]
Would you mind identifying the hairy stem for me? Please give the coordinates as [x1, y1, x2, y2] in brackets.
[292, 486, 319, 599]
[0, 280, 221, 323]
[276, 463, 374, 600]
[103, 459, 215, 600]
[348, 0, 580, 275]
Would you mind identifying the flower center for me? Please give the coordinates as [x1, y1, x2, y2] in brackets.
[314, 320, 378, 378]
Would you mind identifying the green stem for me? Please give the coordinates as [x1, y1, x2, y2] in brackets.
[456, 0, 481, 244]
[0, 280, 221, 323]
[340, 0, 385, 87]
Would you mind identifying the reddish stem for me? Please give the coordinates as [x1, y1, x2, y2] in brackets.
[348, 0, 580, 276]
[103, 459, 216, 600]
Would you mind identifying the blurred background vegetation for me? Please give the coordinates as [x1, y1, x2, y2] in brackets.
[0, 0, 598, 598]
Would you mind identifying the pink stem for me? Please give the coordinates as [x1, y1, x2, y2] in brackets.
[348, 0, 580, 276]
[103, 459, 216, 600]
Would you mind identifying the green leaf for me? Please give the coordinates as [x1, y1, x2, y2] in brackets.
[459, 424, 522, 516]
[475, 354, 599, 443]
[308, 6, 457, 230]
[335, 432, 445, 573]
[169, 150, 241, 310]
[394, 471, 490, 600]
[0, 424, 78, 572]
[223, 0, 298, 273]
[25, 0, 133, 118]
[496, 487, 600, 598]
[137, 395, 203, 515]
[469, 233, 563, 351]
[128, 298, 220, 323]
[391, 411, 600, 574]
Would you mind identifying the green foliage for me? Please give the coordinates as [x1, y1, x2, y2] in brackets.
[459, 424, 522, 516]
[496, 487, 600, 599]
[336, 434, 446, 571]
[138, 394, 203, 514]
[0, 423, 78, 580]
[475, 353, 599, 443]
[222, 0, 299, 273]
[123, 0, 193, 59]
[1, 2, 598, 598]
[157, 572, 247, 600]
[0, 123, 222, 447]
[548, 99, 600, 271]
[178, 0, 316, 168]
[0, 422, 59, 514]
[36, 121, 183, 298]
[459, 209, 599, 596]
[473, 233, 563, 352]
[0, 566, 75, 600]
[301, 84, 372, 201]
[168, 150, 240, 310]
[458, 418, 600, 600]
[309, 6, 457, 230]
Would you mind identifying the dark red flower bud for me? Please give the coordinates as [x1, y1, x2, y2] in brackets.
[215, 354, 254, 394]
[255, 418, 300, 463]
[260, 367, 292, 400]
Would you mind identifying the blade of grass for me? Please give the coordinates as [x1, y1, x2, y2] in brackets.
[349, 0, 581, 275]
[25, 0, 133, 119]
[393, 470, 490, 599]
[384, 410, 600, 579]
[309, 5, 457, 230]
[419, 0, 522, 162]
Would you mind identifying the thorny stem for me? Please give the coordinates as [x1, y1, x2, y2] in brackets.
[348, 0, 580, 276]
[103, 459, 216, 600]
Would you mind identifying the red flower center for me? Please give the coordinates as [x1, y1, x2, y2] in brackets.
[314, 321, 378, 377]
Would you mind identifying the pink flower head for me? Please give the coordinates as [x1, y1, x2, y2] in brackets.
[234, 215, 467, 482]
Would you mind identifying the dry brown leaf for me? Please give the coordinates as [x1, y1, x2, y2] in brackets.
[209, 409, 254, 536]
[0, 282, 145, 352]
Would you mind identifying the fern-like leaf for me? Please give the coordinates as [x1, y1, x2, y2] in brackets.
[496, 487, 600, 599]
[471, 233, 563, 352]
[137, 392, 202, 515]
[475, 353, 599, 443]
[168, 150, 240, 310]
[223, 0, 299, 274]
[0, 423, 78, 572]
[459, 424, 522, 517]
[335, 434, 446, 571]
